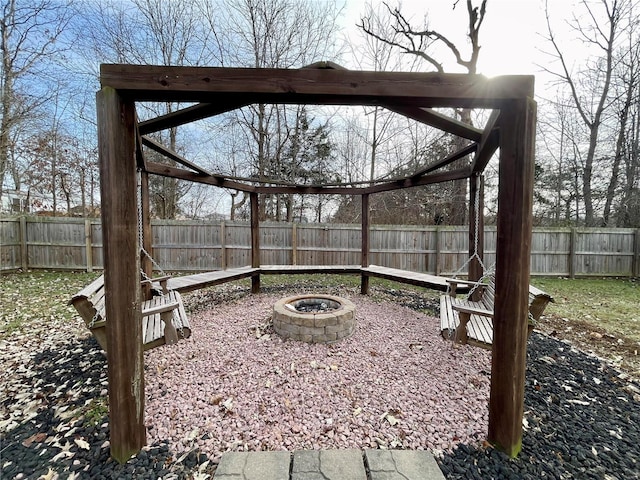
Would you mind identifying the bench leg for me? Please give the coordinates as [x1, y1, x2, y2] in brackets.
[162, 311, 179, 345]
[455, 312, 470, 345]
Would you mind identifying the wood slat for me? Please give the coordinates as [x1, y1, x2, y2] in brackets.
[261, 265, 361, 274]
[362, 264, 461, 292]
[166, 266, 258, 293]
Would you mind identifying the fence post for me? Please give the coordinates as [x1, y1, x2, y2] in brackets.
[19, 216, 28, 271]
[291, 222, 297, 265]
[85, 218, 93, 272]
[434, 227, 441, 276]
[220, 221, 226, 270]
[569, 227, 577, 278]
[634, 228, 640, 278]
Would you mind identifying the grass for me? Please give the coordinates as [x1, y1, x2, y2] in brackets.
[534, 277, 640, 343]
[0, 270, 99, 338]
[84, 397, 109, 427]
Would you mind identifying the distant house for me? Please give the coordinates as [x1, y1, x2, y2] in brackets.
[0, 190, 55, 214]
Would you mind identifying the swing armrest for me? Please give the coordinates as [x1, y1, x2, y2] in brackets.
[142, 300, 180, 316]
[451, 303, 494, 318]
[446, 278, 487, 297]
[141, 275, 172, 284]
[141, 275, 172, 293]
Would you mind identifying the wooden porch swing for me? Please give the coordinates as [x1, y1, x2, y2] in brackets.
[438, 177, 553, 348]
[70, 171, 191, 352]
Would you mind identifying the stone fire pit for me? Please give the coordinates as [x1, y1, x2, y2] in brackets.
[272, 294, 356, 344]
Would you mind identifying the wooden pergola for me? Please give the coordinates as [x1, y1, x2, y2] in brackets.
[97, 64, 536, 462]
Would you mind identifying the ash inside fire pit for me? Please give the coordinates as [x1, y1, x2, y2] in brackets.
[291, 298, 340, 313]
[273, 295, 356, 344]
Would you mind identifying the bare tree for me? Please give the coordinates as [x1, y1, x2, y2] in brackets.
[80, 0, 213, 218]
[543, 0, 632, 226]
[358, 0, 487, 224]
[199, 0, 342, 221]
[1, 0, 73, 196]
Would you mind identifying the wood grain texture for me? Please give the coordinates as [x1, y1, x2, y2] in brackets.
[100, 64, 534, 108]
[488, 97, 537, 458]
[97, 87, 146, 462]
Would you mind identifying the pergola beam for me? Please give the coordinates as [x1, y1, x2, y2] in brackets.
[384, 105, 483, 141]
[364, 167, 472, 194]
[471, 109, 502, 174]
[138, 101, 251, 134]
[101, 64, 535, 108]
[144, 161, 256, 192]
[142, 136, 213, 176]
[410, 143, 477, 179]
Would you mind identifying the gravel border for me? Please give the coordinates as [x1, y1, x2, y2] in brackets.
[1, 285, 639, 479]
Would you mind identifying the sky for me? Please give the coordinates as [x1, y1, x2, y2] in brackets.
[339, 0, 581, 98]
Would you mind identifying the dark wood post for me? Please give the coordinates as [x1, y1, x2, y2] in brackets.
[488, 97, 536, 458]
[468, 174, 485, 299]
[250, 192, 260, 293]
[361, 193, 370, 294]
[97, 87, 146, 463]
[140, 170, 153, 299]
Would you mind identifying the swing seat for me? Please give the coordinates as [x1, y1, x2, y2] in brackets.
[440, 274, 553, 349]
[70, 274, 191, 352]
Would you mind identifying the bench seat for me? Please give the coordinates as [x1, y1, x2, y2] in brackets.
[70, 275, 191, 352]
[440, 274, 553, 349]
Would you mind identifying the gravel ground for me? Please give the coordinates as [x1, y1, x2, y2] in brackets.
[144, 294, 492, 457]
[1, 284, 639, 479]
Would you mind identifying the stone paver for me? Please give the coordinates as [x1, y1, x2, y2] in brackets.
[213, 449, 446, 480]
[214, 451, 290, 480]
[292, 449, 367, 480]
[365, 449, 446, 480]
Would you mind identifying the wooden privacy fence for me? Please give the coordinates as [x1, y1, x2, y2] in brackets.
[1, 216, 639, 277]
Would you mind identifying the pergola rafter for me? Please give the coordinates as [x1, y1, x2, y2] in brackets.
[97, 64, 536, 463]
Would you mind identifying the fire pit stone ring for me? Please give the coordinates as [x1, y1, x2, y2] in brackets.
[272, 294, 356, 343]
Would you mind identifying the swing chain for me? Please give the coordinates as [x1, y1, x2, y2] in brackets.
[137, 170, 166, 278]
[447, 176, 487, 294]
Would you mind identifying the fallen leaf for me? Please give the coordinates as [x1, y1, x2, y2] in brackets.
[74, 438, 90, 450]
[38, 467, 57, 480]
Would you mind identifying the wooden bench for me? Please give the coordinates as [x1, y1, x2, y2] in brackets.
[70, 274, 191, 352]
[440, 274, 553, 349]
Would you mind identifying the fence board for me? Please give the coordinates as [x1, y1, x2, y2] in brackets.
[0, 217, 638, 277]
[0, 219, 21, 271]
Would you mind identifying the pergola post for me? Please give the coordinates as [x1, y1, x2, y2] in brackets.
[360, 193, 370, 294]
[468, 174, 485, 295]
[488, 98, 536, 458]
[97, 87, 146, 463]
[250, 192, 260, 293]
